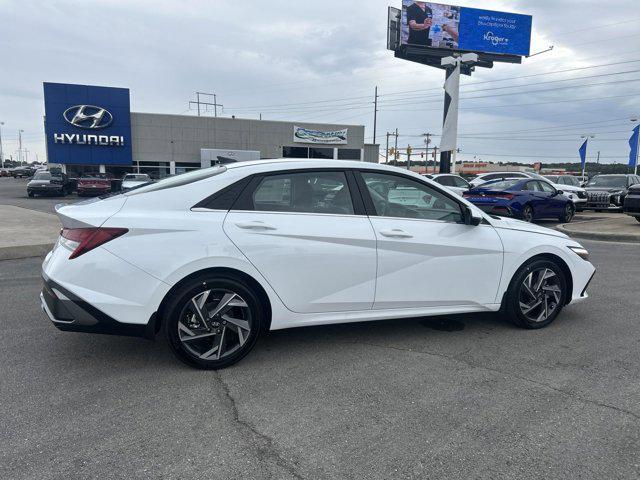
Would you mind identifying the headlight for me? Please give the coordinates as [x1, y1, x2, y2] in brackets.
[568, 246, 589, 261]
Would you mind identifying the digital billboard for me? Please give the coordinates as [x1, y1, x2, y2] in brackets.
[44, 82, 133, 165]
[400, 1, 532, 57]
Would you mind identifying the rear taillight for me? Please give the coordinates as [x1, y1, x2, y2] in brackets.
[494, 193, 514, 200]
[60, 227, 128, 259]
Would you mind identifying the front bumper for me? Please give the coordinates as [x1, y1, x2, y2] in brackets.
[623, 195, 640, 216]
[40, 275, 154, 338]
[585, 191, 625, 210]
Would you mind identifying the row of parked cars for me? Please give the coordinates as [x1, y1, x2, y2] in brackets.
[25, 171, 153, 198]
[425, 171, 640, 223]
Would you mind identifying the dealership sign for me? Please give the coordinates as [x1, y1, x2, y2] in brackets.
[294, 126, 348, 144]
[44, 83, 132, 165]
[400, 1, 532, 56]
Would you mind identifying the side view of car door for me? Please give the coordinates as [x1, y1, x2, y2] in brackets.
[356, 170, 505, 310]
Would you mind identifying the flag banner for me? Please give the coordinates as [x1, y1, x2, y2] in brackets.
[579, 139, 588, 169]
[629, 125, 639, 168]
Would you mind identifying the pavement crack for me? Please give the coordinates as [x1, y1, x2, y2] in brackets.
[348, 340, 640, 422]
[215, 371, 305, 480]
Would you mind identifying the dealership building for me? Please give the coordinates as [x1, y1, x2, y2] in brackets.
[43, 82, 378, 178]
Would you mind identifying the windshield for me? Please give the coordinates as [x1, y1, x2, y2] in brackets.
[586, 176, 627, 188]
[480, 179, 520, 190]
[124, 174, 150, 181]
[526, 172, 546, 181]
[125, 166, 227, 196]
[33, 172, 52, 181]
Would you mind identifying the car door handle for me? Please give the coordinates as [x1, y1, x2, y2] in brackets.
[379, 229, 413, 238]
[235, 221, 277, 231]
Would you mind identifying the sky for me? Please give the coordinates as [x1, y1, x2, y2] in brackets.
[1, 0, 639, 166]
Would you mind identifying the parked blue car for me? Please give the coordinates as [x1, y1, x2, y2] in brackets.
[463, 178, 575, 223]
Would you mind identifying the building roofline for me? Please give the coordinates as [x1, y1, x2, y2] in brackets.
[130, 111, 365, 129]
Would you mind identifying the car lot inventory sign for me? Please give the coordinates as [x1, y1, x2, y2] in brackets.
[400, 1, 532, 56]
[43, 82, 133, 165]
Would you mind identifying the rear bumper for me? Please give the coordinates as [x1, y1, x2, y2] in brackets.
[40, 275, 154, 338]
[473, 204, 514, 217]
[77, 187, 110, 196]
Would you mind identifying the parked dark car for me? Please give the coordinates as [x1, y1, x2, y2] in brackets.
[77, 173, 113, 196]
[10, 166, 36, 178]
[463, 178, 575, 223]
[27, 171, 70, 197]
[583, 174, 640, 211]
[623, 183, 640, 223]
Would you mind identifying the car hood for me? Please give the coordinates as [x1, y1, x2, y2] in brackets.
[490, 216, 568, 239]
[554, 184, 584, 193]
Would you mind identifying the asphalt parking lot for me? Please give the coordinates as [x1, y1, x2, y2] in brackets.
[0, 177, 80, 213]
[1, 178, 639, 479]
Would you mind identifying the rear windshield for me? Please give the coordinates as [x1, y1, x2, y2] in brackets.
[33, 172, 52, 180]
[125, 166, 227, 196]
[482, 179, 520, 190]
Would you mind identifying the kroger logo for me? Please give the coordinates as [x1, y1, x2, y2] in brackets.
[483, 32, 509, 47]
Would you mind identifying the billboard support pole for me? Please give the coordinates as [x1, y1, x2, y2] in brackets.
[373, 86, 379, 145]
[439, 58, 460, 174]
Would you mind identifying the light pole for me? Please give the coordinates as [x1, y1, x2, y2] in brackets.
[0, 122, 4, 168]
[18, 129, 24, 165]
[632, 117, 639, 175]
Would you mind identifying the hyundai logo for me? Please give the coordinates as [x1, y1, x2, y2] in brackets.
[63, 105, 113, 129]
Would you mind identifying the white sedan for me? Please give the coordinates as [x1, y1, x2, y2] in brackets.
[41, 160, 595, 369]
[121, 173, 152, 191]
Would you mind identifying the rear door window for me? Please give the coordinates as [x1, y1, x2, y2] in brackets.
[252, 171, 355, 215]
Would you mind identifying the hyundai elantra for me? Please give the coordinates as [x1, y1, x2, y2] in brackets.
[41, 160, 595, 369]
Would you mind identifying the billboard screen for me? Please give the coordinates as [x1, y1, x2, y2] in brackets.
[400, 1, 532, 56]
[44, 82, 133, 165]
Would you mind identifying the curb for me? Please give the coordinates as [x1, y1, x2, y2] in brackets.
[555, 224, 640, 243]
[0, 244, 54, 261]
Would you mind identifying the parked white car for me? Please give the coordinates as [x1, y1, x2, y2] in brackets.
[41, 160, 595, 369]
[424, 173, 470, 196]
[121, 173, 152, 191]
[543, 175, 588, 210]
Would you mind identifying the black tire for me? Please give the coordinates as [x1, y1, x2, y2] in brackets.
[521, 204, 534, 223]
[559, 203, 575, 223]
[504, 258, 567, 329]
[635, 217, 640, 223]
[27, 191, 34, 198]
[164, 274, 263, 369]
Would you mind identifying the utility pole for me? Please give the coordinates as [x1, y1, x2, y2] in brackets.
[406, 145, 412, 170]
[373, 86, 379, 145]
[394, 128, 398, 163]
[0, 121, 4, 168]
[385, 130, 399, 163]
[189, 92, 223, 117]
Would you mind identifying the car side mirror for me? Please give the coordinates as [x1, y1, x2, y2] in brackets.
[465, 206, 483, 226]
[555, 190, 563, 195]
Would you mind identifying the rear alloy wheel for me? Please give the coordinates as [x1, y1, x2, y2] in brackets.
[505, 259, 567, 329]
[522, 205, 534, 223]
[165, 276, 262, 369]
[559, 203, 575, 223]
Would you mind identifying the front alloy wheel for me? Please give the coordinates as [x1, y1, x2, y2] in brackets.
[522, 205, 534, 223]
[505, 259, 567, 329]
[559, 203, 575, 223]
[165, 276, 262, 369]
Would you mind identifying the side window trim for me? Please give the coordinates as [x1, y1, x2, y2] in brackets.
[230, 168, 366, 216]
[354, 169, 467, 222]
